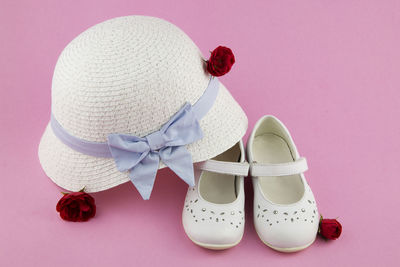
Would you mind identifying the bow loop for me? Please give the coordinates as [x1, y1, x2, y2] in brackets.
[107, 103, 203, 200]
[107, 134, 149, 172]
[162, 103, 203, 147]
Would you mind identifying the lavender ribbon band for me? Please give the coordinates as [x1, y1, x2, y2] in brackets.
[50, 77, 220, 199]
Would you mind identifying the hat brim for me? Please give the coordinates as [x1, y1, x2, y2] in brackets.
[38, 82, 247, 193]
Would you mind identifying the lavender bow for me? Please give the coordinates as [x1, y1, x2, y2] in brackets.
[107, 103, 202, 200]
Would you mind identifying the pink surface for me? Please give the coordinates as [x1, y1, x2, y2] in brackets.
[1, 1, 399, 266]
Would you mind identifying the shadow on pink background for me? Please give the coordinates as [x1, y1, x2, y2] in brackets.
[1, 0, 399, 266]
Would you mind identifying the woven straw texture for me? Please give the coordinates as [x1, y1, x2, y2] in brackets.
[38, 16, 248, 193]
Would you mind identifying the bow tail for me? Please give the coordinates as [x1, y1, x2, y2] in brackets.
[128, 153, 160, 200]
[161, 146, 195, 187]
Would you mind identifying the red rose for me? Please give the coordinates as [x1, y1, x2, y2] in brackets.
[206, 46, 235, 77]
[319, 218, 342, 240]
[56, 192, 96, 222]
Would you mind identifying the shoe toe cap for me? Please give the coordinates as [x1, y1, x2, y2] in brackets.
[256, 217, 318, 249]
[183, 213, 244, 246]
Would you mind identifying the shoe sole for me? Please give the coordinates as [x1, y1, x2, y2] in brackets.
[257, 232, 316, 252]
[186, 233, 243, 250]
[264, 238, 315, 252]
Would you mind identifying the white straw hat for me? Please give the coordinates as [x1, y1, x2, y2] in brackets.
[38, 15, 247, 197]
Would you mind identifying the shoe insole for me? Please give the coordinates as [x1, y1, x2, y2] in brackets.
[199, 144, 240, 204]
[253, 133, 304, 204]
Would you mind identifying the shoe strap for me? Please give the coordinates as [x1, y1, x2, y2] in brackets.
[250, 157, 308, 177]
[196, 160, 250, 176]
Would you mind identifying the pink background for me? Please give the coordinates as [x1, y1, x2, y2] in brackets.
[1, 0, 399, 266]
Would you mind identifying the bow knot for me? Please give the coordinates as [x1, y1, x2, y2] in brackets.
[146, 131, 165, 151]
[107, 103, 202, 200]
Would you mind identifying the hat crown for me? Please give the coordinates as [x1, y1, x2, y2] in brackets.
[52, 16, 209, 142]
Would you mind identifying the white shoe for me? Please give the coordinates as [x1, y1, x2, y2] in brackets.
[182, 141, 249, 250]
[247, 116, 319, 252]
